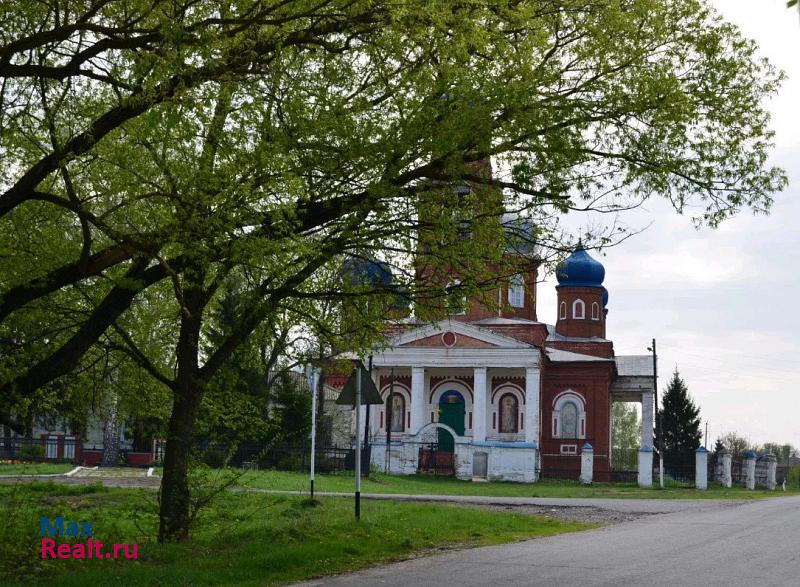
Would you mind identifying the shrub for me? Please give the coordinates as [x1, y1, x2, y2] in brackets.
[19, 443, 46, 462]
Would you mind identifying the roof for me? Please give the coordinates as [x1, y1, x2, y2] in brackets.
[472, 317, 542, 325]
[545, 324, 610, 343]
[615, 355, 654, 377]
[546, 348, 612, 363]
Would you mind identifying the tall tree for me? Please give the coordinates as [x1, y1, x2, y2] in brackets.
[0, 0, 788, 541]
[657, 369, 702, 468]
[717, 432, 752, 458]
[612, 403, 641, 451]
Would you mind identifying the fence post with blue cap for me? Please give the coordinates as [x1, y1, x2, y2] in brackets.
[638, 445, 654, 487]
[695, 446, 708, 490]
[580, 443, 593, 484]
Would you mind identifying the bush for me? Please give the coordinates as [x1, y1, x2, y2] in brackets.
[787, 466, 800, 488]
[19, 443, 46, 462]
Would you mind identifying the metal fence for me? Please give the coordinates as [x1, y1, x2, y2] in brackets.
[193, 441, 370, 476]
[0, 436, 81, 463]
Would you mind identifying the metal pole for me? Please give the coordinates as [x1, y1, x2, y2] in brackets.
[306, 366, 319, 500]
[354, 365, 362, 520]
[386, 367, 394, 474]
[651, 338, 664, 489]
[311, 370, 317, 500]
[364, 355, 373, 450]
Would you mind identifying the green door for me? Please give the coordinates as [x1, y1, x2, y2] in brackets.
[438, 391, 465, 452]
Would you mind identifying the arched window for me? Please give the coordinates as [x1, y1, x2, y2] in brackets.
[552, 392, 587, 439]
[559, 301, 567, 320]
[572, 299, 585, 319]
[591, 302, 600, 320]
[499, 393, 519, 433]
[386, 393, 405, 432]
[508, 274, 524, 308]
[560, 401, 578, 438]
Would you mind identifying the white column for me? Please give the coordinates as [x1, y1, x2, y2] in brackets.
[410, 367, 426, 435]
[721, 451, 733, 488]
[765, 455, 777, 490]
[525, 368, 540, 445]
[641, 391, 654, 448]
[473, 367, 487, 442]
[744, 451, 756, 490]
[638, 445, 653, 487]
[580, 443, 594, 485]
[695, 447, 708, 490]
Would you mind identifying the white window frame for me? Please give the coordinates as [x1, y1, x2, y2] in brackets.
[552, 391, 587, 439]
[591, 302, 600, 321]
[559, 301, 567, 320]
[572, 298, 585, 319]
[508, 274, 525, 308]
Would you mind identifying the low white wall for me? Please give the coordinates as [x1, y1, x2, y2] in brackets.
[370, 439, 537, 483]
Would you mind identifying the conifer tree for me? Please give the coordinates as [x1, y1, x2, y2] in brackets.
[656, 369, 702, 468]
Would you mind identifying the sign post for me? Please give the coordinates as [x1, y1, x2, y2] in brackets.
[336, 361, 382, 519]
[305, 366, 320, 500]
[354, 368, 361, 519]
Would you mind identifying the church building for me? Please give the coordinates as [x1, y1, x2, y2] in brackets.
[328, 163, 656, 482]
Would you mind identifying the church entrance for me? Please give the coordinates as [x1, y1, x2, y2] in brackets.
[437, 391, 465, 451]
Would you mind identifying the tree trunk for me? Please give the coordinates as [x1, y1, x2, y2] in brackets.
[158, 269, 207, 543]
[158, 381, 204, 542]
[101, 396, 120, 467]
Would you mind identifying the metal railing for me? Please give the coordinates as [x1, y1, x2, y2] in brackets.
[0, 436, 81, 463]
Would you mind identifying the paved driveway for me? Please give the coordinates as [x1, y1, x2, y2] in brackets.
[298, 495, 800, 587]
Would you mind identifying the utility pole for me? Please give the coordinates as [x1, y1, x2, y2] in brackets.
[648, 338, 664, 489]
[705, 421, 709, 450]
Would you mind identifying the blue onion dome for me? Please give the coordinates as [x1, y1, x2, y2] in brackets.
[601, 286, 609, 308]
[341, 257, 394, 287]
[556, 244, 605, 288]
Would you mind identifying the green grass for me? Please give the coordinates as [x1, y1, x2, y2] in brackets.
[238, 469, 798, 500]
[0, 481, 590, 586]
[0, 462, 75, 475]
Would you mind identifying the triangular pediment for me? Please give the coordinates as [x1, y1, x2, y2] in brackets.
[393, 320, 531, 349]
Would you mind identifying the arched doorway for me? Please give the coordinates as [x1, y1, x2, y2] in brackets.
[438, 390, 465, 452]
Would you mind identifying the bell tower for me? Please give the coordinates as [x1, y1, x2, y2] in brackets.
[554, 245, 608, 338]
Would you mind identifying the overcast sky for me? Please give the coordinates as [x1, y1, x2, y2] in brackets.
[537, 0, 800, 450]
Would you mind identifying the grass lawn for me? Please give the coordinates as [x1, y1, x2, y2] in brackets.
[239, 469, 798, 500]
[0, 462, 75, 475]
[0, 481, 590, 586]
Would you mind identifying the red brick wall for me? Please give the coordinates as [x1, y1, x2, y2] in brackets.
[554, 286, 605, 338]
[546, 340, 615, 359]
[540, 361, 614, 475]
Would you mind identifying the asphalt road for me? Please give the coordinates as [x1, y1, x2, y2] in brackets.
[297, 495, 800, 587]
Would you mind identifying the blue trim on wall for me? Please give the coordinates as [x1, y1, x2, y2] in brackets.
[471, 441, 538, 449]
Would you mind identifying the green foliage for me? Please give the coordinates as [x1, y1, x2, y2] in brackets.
[656, 369, 702, 468]
[0, 0, 789, 541]
[758, 442, 798, 462]
[0, 482, 587, 585]
[18, 443, 45, 462]
[612, 402, 641, 452]
[716, 431, 752, 457]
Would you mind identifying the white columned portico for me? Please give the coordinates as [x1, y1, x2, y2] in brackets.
[410, 366, 426, 434]
[525, 367, 540, 445]
[473, 367, 487, 442]
[641, 391, 654, 448]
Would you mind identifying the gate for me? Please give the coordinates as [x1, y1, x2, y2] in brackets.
[418, 443, 455, 476]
